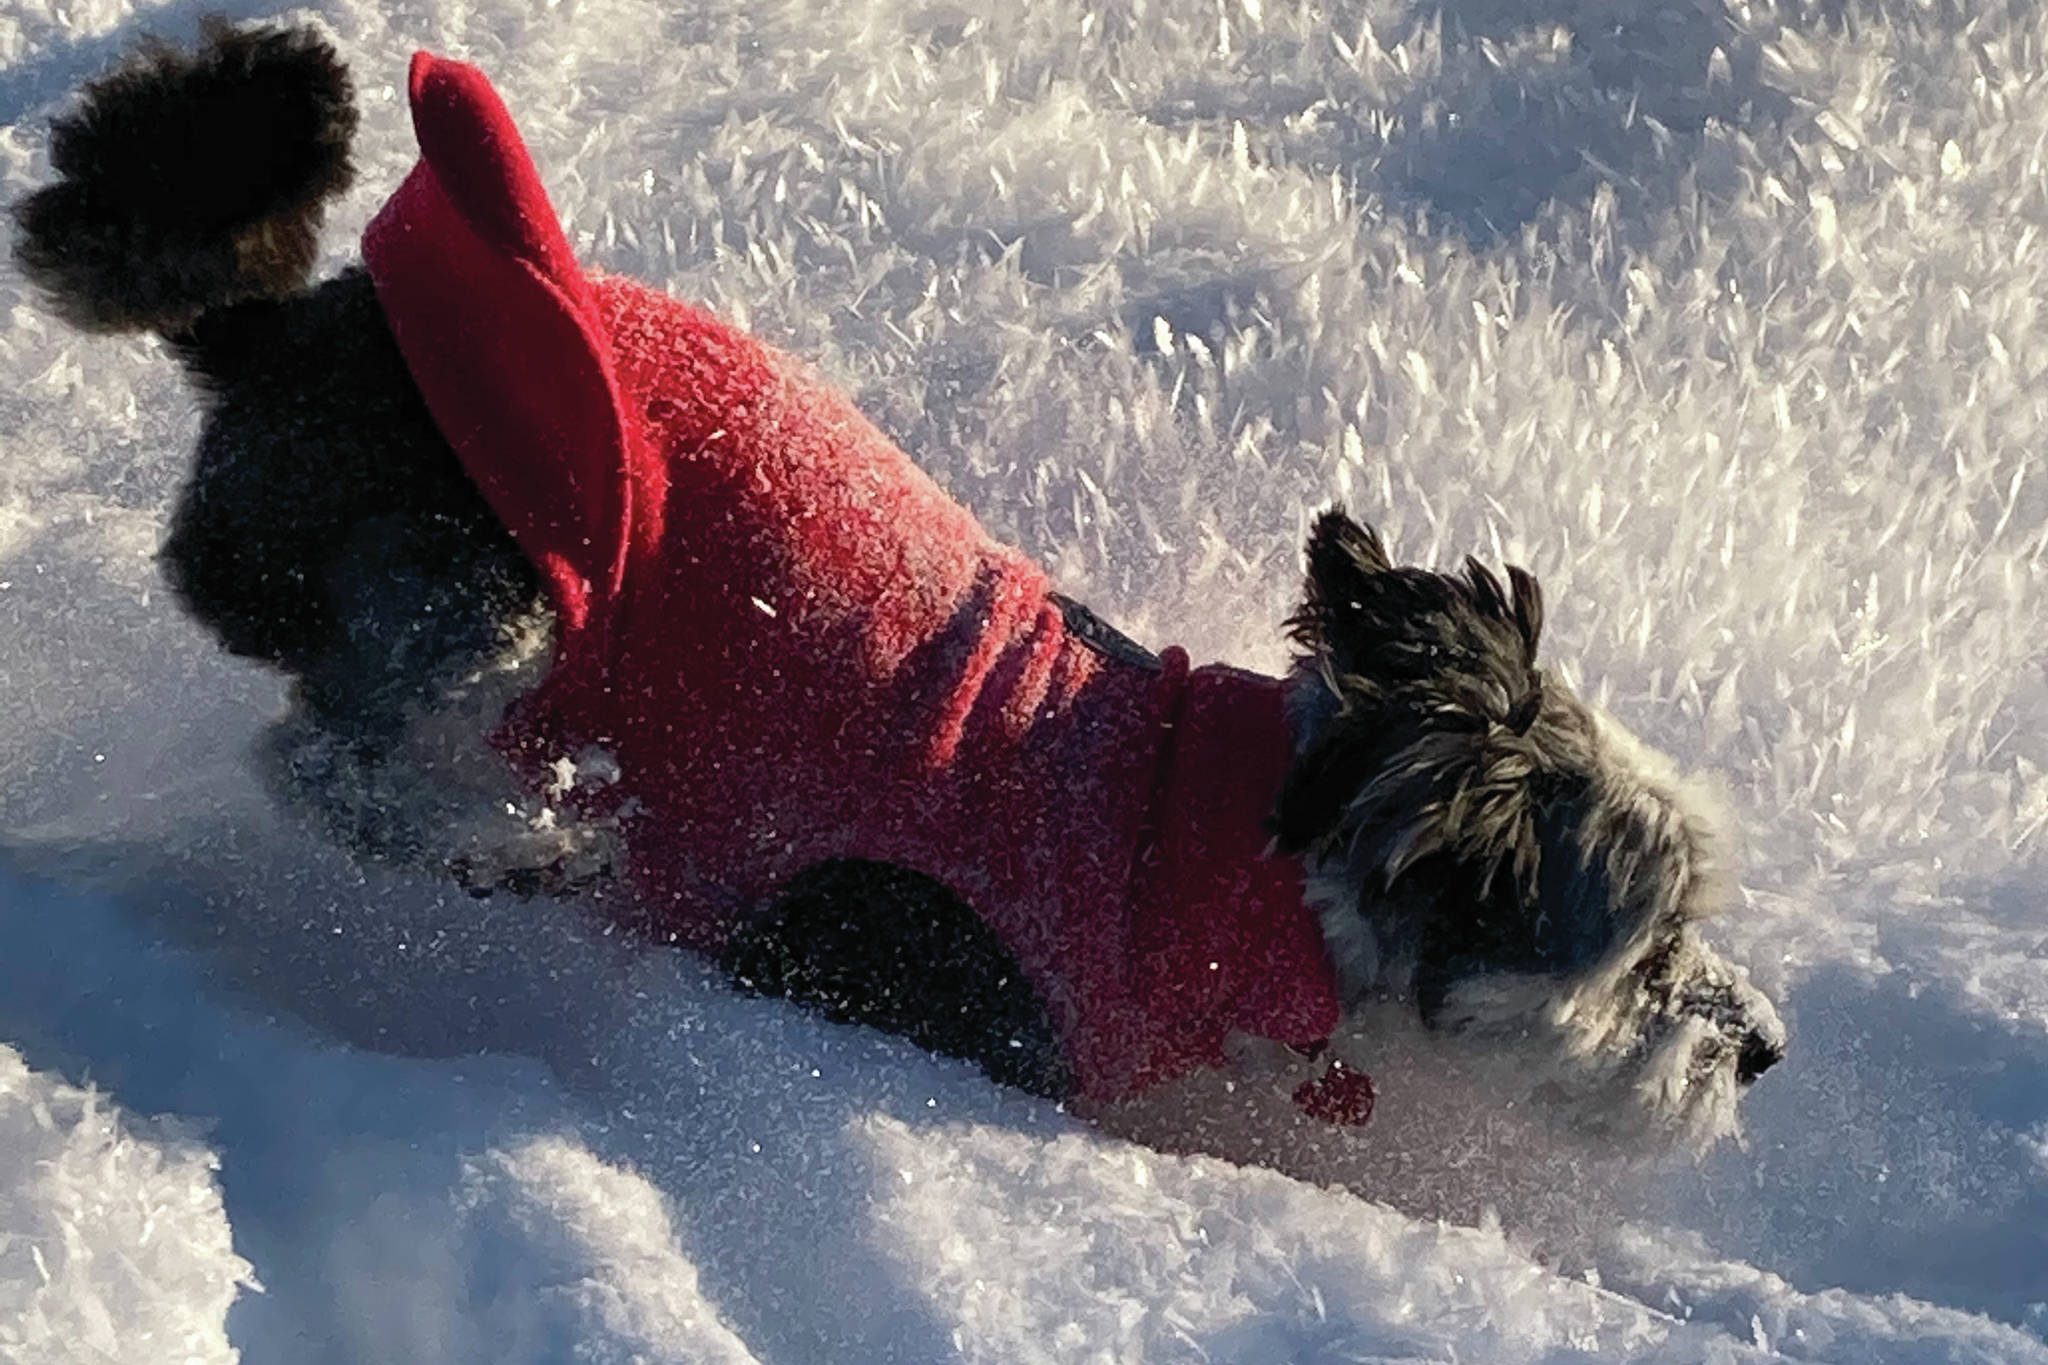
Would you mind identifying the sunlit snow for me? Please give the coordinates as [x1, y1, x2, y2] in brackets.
[3, 0, 2048, 1359]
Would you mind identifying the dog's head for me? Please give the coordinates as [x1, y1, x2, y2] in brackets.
[1273, 509, 1784, 1145]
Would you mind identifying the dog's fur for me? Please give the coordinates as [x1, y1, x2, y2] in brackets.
[11, 22, 1784, 1147]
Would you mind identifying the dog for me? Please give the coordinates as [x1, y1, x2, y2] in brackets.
[11, 21, 1784, 1147]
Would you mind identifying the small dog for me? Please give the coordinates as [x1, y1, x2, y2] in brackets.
[12, 22, 1783, 1146]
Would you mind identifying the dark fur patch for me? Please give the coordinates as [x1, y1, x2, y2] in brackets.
[11, 19, 357, 333]
[724, 859, 1075, 1100]
[158, 268, 540, 735]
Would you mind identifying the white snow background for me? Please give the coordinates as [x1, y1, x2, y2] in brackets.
[2, 0, 2047, 1359]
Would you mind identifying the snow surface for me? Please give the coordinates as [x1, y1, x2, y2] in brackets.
[4, 0, 2048, 1358]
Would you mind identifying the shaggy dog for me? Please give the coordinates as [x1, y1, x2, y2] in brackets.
[12, 22, 1783, 1145]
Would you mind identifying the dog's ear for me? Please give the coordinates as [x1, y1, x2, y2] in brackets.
[12, 19, 357, 333]
[1462, 555, 1545, 677]
[1288, 506, 1547, 725]
[1289, 507, 1394, 681]
[1305, 506, 1396, 591]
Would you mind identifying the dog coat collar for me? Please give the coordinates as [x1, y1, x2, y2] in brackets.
[363, 52, 1350, 1111]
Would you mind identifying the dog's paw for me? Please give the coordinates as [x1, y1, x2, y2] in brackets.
[447, 826, 621, 900]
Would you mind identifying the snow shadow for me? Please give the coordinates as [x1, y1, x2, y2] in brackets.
[0, 0, 304, 127]
[0, 860, 577, 1362]
[1086, 999, 1673, 1270]
[1647, 959, 2048, 1329]
[1359, 0, 1794, 243]
[0, 816, 1071, 1365]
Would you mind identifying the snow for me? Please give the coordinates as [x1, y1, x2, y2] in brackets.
[3, 0, 2048, 1358]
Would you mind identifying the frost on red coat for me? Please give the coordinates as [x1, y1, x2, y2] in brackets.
[362, 52, 1342, 1105]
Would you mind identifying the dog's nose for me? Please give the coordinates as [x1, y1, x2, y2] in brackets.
[1736, 1031, 1784, 1084]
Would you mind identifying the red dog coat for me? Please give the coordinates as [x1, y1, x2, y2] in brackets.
[363, 53, 1355, 1111]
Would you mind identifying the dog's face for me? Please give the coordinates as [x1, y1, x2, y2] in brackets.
[1273, 510, 1785, 1145]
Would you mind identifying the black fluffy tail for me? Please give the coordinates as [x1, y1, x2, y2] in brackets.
[11, 19, 357, 333]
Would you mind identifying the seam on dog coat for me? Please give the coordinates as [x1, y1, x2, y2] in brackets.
[363, 52, 1343, 1104]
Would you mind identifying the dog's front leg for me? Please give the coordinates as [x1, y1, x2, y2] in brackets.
[721, 858, 1074, 1100]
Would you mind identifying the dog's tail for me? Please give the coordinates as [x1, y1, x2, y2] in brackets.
[11, 19, 356, 334]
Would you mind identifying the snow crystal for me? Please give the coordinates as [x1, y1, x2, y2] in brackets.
[0, 1045, 252, 1365]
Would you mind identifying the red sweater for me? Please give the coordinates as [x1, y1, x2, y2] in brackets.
[362, 52, 1343, 1105]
